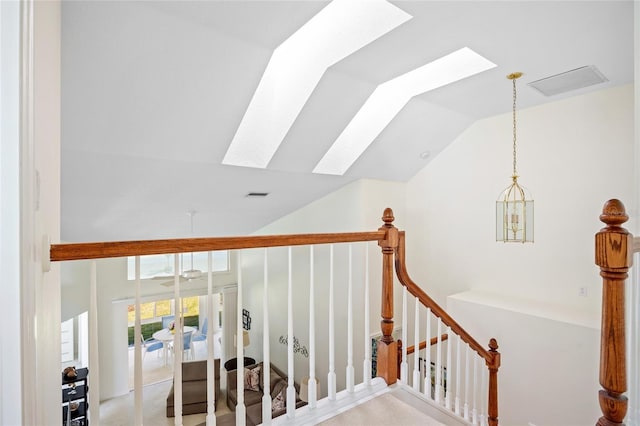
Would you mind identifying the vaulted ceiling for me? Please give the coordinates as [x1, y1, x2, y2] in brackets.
[61, 0, 634, 242]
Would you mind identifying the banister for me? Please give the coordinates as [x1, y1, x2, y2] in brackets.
[394, 231, 492, 361]
[394, 228, 500, 425]
[375, 208, 499, 425]
[595, 199, 633, 426]
[49, 231, 386, 262]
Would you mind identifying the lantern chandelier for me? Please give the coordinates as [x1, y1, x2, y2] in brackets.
[496, 72, 534, 243]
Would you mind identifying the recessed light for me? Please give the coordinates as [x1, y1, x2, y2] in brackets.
[222, 0, 412, 169]
[313, 47, 496, 175]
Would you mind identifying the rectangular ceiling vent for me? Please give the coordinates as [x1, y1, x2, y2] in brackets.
[246, 192, 269, 198]
[528, 65, 608, 97]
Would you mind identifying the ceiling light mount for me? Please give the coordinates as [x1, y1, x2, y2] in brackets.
[507, 72, 523, 80]
[497, 72, 534, 243]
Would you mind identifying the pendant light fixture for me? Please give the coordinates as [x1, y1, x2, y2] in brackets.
[496, 72, 534, 243]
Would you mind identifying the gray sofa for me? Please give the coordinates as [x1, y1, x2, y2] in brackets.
[226, 362, 306, 426]
[166, 359, 220, 417]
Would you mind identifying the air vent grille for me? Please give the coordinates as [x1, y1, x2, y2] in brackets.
[528, 65, 608, 97]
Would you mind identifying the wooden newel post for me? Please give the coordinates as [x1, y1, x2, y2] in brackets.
[377, 208, 398, 385]
[486, 338, 500, 426]
[595, 199, 633, 426]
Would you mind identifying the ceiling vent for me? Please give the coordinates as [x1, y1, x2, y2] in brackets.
[246, 192, 269, 198]
[527, 65, 608, 97]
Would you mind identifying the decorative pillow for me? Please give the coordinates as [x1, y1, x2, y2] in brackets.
[244, 365, 261, 392]
[272, 388, 286, 413]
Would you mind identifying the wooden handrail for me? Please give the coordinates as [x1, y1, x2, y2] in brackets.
[50, 231, 386, 262]
[373, 209, 500, 425]
[395, 230, 501, 426]
[595, 199, 634, 426]
[394, 231, 491, 360]
[406, 334, 449, 355]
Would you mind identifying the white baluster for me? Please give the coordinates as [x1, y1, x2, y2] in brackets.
[480, 365, 487, 426]
[236, 251, 246, 426]
[401, 287, 408, 384]
[472, 355, 478, 426]
[262, 249, 272, 425]
[412, 297, 420, 391]
[206, 252, 216, 426]
[287, 247, 296, 416]
[89, 260, 100, 426]
[424, 308, 431, 399]
[346, 244, 355, 393]
[464, 344, 470, 421]
[134, 257, 143, 426]
[173, 255, 183, 426]
[435, 317, 443, 405]
[308, 246, 318, 408]
[455, 334, 461, 416]
[363, 246, 371, 386]
[445, 327, 452, 410]
[328, 245, 336, 400]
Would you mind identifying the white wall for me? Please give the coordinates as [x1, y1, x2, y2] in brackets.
[447, 293, 601, 426]
[405, 85, 635, 425]
[33, 1, 63, 424]
[0, 2, 24, 424]
[405, 85, 634, 309]
[241, 179, 406, 396]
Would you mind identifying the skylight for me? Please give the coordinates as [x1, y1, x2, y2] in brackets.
[222, 0, 412, 169]
[313, 47, 497, 176]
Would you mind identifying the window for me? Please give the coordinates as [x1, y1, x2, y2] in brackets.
[127, 251, 229, 280]
[127, 296, 199, 326]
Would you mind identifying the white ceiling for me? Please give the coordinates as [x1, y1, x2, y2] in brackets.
[61, 0, 635, 242]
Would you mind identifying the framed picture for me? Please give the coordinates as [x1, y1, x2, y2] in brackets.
[242, 309, 251, 330]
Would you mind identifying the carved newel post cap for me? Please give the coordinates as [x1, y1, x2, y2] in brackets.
[600, 199, 628, 227]
[489, 338, 499, 351]
[382, 208, 395, 226]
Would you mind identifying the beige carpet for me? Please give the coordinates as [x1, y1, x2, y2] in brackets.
[318, 393, 446, 426]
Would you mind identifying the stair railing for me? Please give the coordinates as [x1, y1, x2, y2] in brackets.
[375, 208, 501, 426]
[51, 208, 501, 425]
[594, 199, 639, 426]
[51, 230, 387, 426]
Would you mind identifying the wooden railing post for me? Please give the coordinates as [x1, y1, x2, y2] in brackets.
[486, 338, 500, 426]
[377, 208, 398, 384]
[595, 199, 633, 426]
